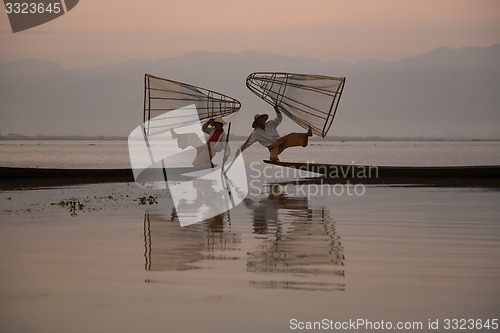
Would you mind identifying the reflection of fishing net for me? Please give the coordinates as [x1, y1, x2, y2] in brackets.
[144, 74, 241, 135]
[246, 72, 346, 138]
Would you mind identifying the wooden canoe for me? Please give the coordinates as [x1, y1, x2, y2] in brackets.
[0, 165, 215, 189]
[263, 160, 500, 178]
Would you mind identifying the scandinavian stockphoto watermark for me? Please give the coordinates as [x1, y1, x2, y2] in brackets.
[128, 104, 248, 227]
[3, 0, 79, 33]
[247, 161, 378, 198]
[289, 318, 499, 331]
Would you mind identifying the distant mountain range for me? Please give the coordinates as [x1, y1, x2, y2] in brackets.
[1, 44, 499, 139]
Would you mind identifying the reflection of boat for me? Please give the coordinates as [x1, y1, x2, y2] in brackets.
[264, 160, 500, 179]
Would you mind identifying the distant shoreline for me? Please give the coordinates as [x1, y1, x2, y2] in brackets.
[0, 135, 498, 142]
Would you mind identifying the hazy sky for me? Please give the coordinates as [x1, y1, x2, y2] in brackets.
[1, 0, 500, 68]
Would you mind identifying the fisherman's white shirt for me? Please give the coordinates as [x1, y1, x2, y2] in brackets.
[247, 113, 283, 147]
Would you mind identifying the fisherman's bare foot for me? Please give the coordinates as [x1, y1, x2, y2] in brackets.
[307, 126, 313, 137]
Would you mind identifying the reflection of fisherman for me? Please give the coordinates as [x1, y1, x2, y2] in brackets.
[170, 116, 228, 167]
[171, 179, 218, 216]
[244, 184, 309, 234]
[244, 188, 281, 234]
[171, 178, 232, 225]
[238, 106, 312, 162]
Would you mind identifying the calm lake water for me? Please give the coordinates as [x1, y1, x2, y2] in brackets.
[1, 140, 499, 332]
[1, 140, 500, 168]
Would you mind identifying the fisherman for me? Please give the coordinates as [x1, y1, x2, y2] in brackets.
[202, 116, 227, 154]
[170, 116, 228, 167]
[238, 105, 312, 162]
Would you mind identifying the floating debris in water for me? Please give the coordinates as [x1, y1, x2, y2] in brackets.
[51, 198, 84, 216]
[138, 195, 158, 205]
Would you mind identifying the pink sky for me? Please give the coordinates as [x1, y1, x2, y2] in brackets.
[1, 0, 499, 68]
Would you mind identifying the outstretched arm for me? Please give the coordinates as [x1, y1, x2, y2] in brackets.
[239, 133, 253, 152]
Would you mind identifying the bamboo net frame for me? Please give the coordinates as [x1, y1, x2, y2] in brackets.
[246, 72, 345, 138]
[144, 74, 241, 136]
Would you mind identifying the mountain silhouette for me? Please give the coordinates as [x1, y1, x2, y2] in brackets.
[1, 44, 499, 139]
